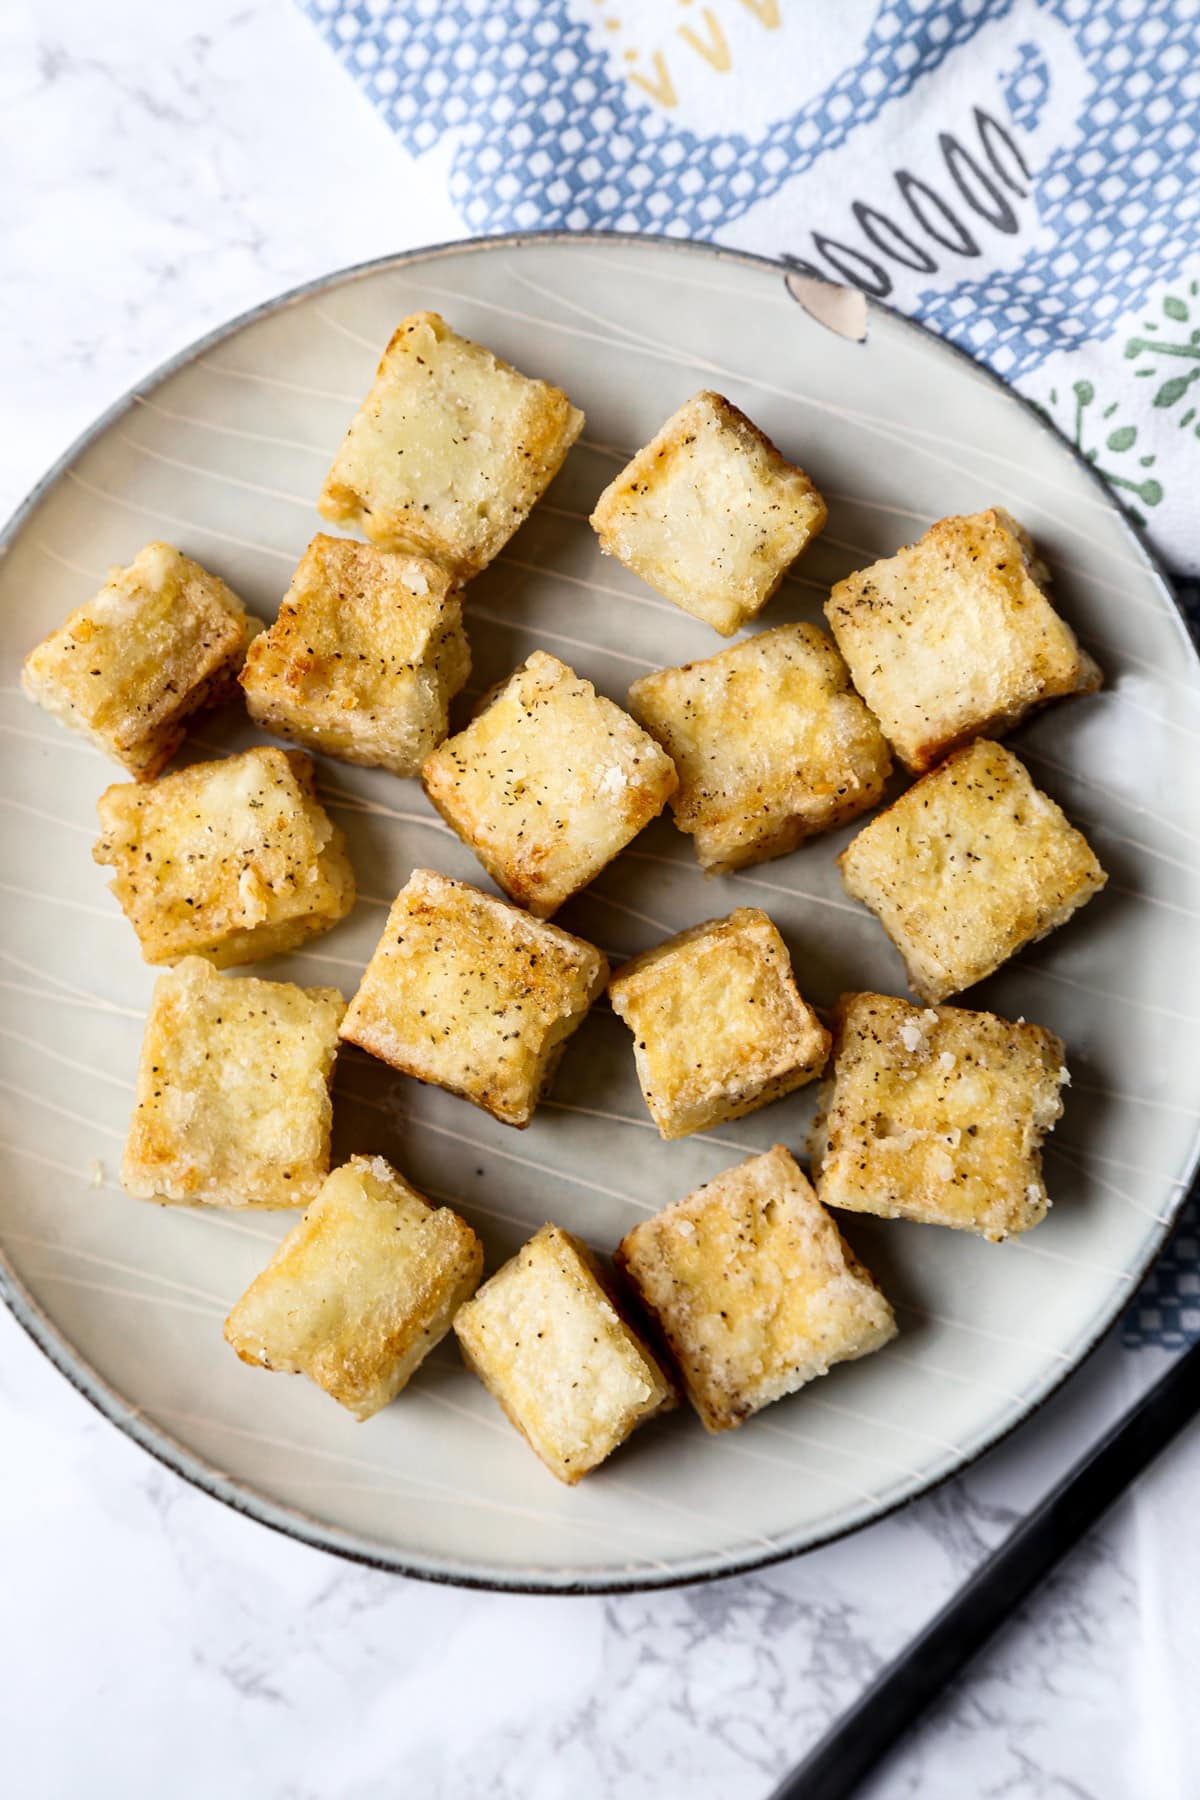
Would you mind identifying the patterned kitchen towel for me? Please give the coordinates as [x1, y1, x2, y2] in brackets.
[301, 0, 1200, 1350]
[300, 0, 1200, 575]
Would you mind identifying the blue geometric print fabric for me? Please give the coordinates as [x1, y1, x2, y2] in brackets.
[915, 3, 1198, 379]
[300, 0, 1199, 384]
[1126, 1189, 1200, 1350]
[299, 0, 1200, 1345]
[300, 0, 1200, 573]
[1000, 37, 1053, 131]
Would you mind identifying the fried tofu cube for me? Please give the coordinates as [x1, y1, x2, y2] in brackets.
[810, 993, 1068, 1241]
[454, 1223, 676, 1483]
[22, 541, 261, 780]
[318, 312, 584, 577]
[239, 534, 470, 776]
[421, 651, 677, 918]
[122, 956, 345, 1209]
[824, 509, 1102, 773]
[616, 1146, 895, 1433]
[339, 869, 607, 1128]
[627, 623, 892, 873]
[608, 909, 830, 1140]
[224, 1154, 483, 1419]
[838, 739, 1106, 1003]
[94, 745, 356, 968]
[590, 391, 827, 636]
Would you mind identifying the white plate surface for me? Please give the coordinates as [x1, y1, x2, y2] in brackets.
[2, 235, 1198, 1591]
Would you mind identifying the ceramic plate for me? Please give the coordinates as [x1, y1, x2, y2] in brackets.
[2, 235, 1198, 1592]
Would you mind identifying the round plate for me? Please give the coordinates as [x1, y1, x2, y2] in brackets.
[3, 234, 1198, 1593]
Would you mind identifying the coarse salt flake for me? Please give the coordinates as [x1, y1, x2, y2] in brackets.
[598, 764, 628, 798]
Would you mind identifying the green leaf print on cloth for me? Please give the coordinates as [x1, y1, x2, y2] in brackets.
[1035, 284, 1199, 530]
[1043, 378, 1163, 527]
[1125, 280, 1200, 426]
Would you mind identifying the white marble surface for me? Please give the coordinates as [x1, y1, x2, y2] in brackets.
[1, 4, 1197, 1796]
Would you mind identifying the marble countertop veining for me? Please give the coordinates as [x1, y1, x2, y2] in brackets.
[1, 5, 1196, 1797]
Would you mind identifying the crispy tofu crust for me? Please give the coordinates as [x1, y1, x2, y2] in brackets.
[453, 1223, 676, 1483]
[627, 623, 892, 873]
[616, 1146, 896, 1432]
[22, 541, 262, 780]
[838, 739, 1107, 1002]
[608, 908, 831, 1141]
[810, 993, 1067, 1241]
[825, 508, 1102, 773]
[224, 1155, 483, 1419]
[590, 390, 827, 636]
[339, 868, 608, 1128]
[318, 312, 584, 577]
[240, 534, 470, 776]
[421, 650, 678, 919]
[122, 956, 346, 1209]
[94, 745, 356, 968]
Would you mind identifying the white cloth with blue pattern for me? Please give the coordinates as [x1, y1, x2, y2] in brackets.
[301, 0, 1200, 575]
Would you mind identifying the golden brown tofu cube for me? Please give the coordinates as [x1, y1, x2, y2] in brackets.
[94, 745, 356, 968]
[810, 993, 1068, 1241]
[224, 1154, 483, 1419]
[122, 957, 345, 1209]
[421, 650, 677, 919]
[616, 1146, 896, 1433]
[838, 739, 1106, 1003]
[627, 623, 892, 874]
[21, 541, 261, 780]
[608, 909, 830, 1141]
[239, 534, 470, 776]
[318, 312, 584, 577]
[824, 509, 1102, 773]
[339, 868, 608, 1128]
[453, 1223, 676, 1483]
[590, 391, 827, 636]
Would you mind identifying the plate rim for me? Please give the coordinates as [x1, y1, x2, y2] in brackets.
[2, 226, 1196, 1595]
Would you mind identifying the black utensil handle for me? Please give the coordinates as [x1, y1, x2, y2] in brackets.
[769, 1334, 1200, 1800]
